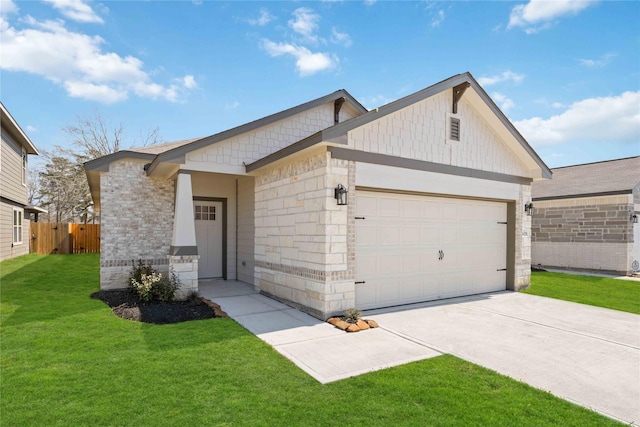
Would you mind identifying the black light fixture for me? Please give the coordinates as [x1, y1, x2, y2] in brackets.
[334, 184, 348, 206]
[632, 213, 638, 224]
[524, 202, 534, 216]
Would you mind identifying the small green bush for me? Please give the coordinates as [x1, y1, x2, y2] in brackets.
[343, 308, 362, 324]
[128, 260, 179, 302]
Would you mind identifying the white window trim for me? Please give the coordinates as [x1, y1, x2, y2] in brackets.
[22, 147, 27, 186]
[13, 207, 24, 245]
[446, 112, 462, 144]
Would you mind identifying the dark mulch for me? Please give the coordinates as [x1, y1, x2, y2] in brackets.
[91, 289, 216, 324]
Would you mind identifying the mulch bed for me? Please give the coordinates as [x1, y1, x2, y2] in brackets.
[91, 289, 224, 324]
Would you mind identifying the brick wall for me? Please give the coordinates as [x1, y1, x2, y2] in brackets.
[254, 148, 354, 319]
[532, 195, 634, 274]
[100, 159, 175, 289]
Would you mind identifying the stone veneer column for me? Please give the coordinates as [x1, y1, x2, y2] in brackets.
[169, 171, 199, 299]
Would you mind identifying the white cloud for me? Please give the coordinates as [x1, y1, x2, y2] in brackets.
[552, 102, 566, 109]
[288, 7, 320, 42]
[181, 75, 197, 89]
[330, 28, 352, 47]
[0, 16, 195, 103]
[262, 39, 336, 76]
[26, 125, 37, 132]
[477, 71, 524, 86]
[492, 92, 515, 113]
[364, 0, 377, 5]
[0, 0, 18, 17]
[248, 8, 275, 26]
[431, 10, 445, 27]
[578, 53, 616, 68]
[514, 91, 640, 146]
[43, 0, 104, 24]
[508, 0, 596, 33]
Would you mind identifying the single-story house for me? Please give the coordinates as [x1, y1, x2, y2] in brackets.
[85, 72, 551, 319]
[1, 102, 45, 261]
[531, 156, 640, 275]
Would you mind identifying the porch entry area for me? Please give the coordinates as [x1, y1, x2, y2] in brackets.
[194, 199, 225, 278]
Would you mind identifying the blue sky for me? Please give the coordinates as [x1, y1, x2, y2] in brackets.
[1, 0, 638, 168]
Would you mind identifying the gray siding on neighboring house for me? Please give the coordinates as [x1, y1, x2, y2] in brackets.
[1, 131, 28, 205]
[0, 202, 29, 261]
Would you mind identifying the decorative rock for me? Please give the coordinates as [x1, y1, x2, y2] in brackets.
[365, 319, 379, 328]
[327, 317, 341, 326]
[346, 324, 361, 333]
[334, 320, 350, 330]
[356, 319, 370, 330]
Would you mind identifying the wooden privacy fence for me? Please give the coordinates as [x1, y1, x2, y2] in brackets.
[30, 223, 100, 255]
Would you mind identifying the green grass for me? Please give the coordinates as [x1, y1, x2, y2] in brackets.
[1, 255, 621, 426]
[524, 271, 640, 314]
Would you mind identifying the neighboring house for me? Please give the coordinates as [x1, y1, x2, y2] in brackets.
[85, 72, 551, 319]
[1, 102, 43, 261]
[531, 156, 640, 275]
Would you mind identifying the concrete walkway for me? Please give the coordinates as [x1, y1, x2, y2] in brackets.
[199, 280, 640, 425]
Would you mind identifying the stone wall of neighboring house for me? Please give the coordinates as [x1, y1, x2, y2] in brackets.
[100, 159, 175, 289]
[254, 148, 354, 319]
[532, 194, 635, 274]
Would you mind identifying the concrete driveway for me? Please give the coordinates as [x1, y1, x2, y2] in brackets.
[368, 292, 640, 425]
[201, 280, 640, 425]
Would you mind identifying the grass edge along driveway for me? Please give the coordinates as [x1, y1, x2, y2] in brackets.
[1, 254, 622, 426]
[525, 271, 640, 315]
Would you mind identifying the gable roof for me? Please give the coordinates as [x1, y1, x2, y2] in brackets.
[144, 89, 367, 175]
[248, 72, 552, 179]
[1, 102, 38, 155]
[532, 156, 640, 200]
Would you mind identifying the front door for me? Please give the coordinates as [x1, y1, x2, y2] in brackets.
[194, 201, 223, 278]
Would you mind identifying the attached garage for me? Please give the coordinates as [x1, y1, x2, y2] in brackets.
[355, 190, 508, 310]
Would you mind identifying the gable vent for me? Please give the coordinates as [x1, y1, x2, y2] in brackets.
[450, 117, 460, 141]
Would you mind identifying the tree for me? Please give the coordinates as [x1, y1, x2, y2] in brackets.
[35, 111, 163, 223]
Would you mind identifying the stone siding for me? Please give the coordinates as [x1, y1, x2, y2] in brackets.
[532, 195, 635, 274]
[254, 149, 354, 319]
[100, 159, 175, 289]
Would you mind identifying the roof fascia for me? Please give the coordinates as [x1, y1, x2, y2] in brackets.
[146, 89, 367, 176]
[533, 190, 633, 201]
[84, 151, 156, 172]
[0, 102, 39, 155]
[245, 131, 324, 173]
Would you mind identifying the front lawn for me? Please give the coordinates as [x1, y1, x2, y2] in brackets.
[1, 254, 620, 426]
[525, 271, 640, 314]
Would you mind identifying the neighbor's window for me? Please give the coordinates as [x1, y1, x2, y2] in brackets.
[13, 208, 23, 244]
[22, 147, 27, 186]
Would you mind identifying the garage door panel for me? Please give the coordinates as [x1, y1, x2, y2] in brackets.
[356, 191, 507, 310]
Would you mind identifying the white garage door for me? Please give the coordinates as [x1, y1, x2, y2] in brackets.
[356, 191, 507, 310]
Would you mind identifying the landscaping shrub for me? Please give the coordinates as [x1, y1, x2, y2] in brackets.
[129, 260, 179, 302]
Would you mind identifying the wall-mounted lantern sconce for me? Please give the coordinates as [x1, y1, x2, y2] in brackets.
[632, 213, 638, 224]
[334, 184, 348, 206]
[524, 202, 534, 216]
